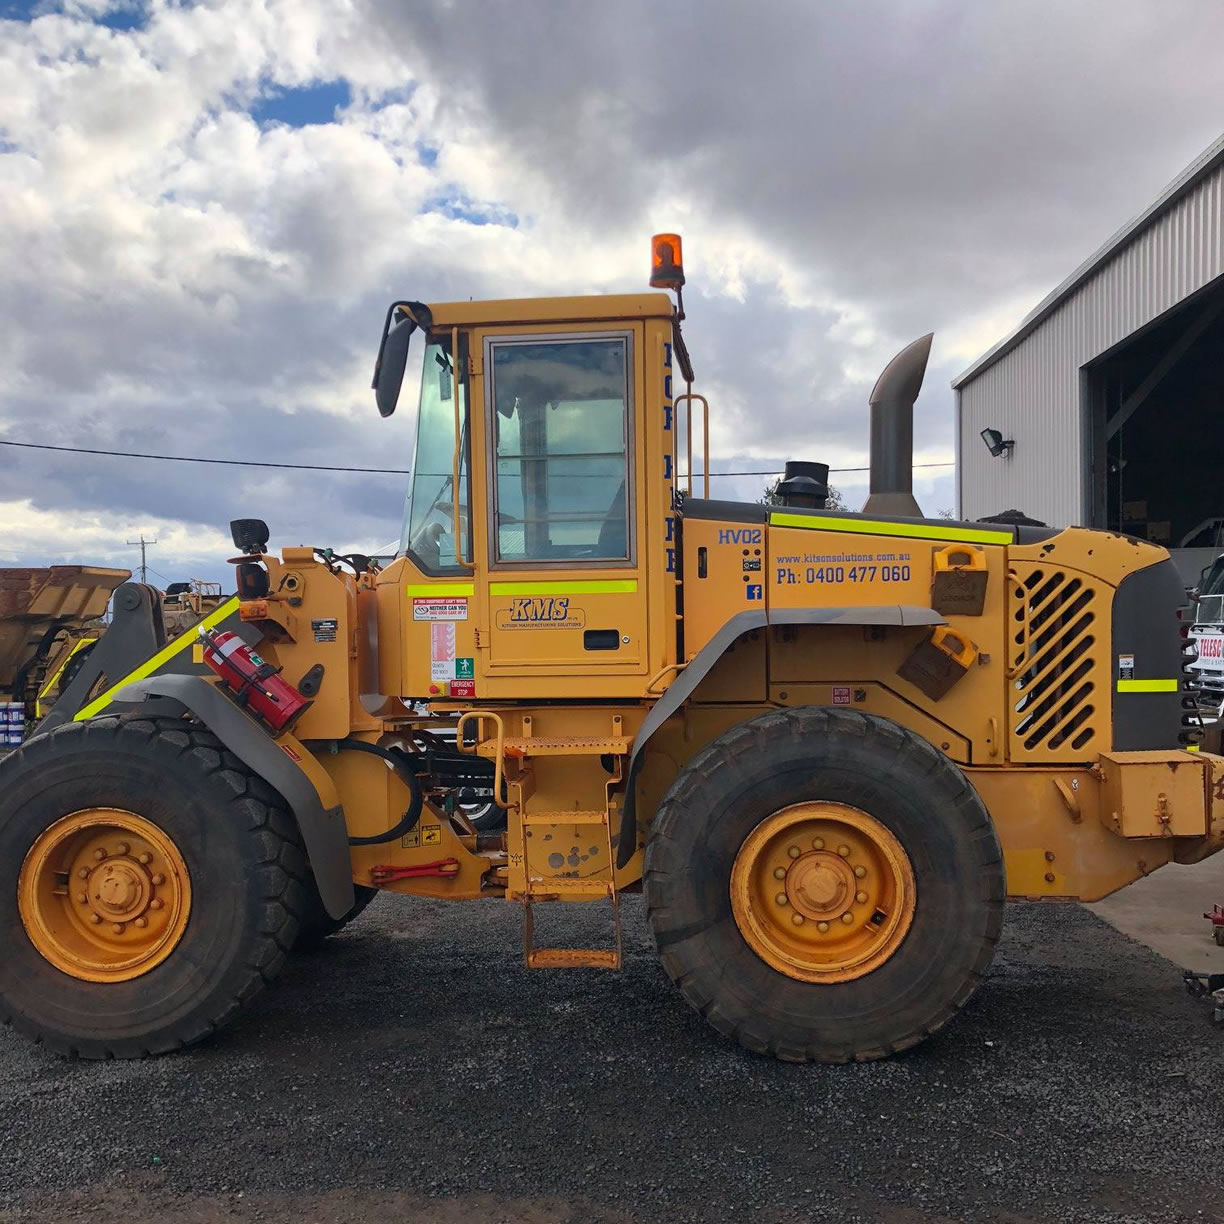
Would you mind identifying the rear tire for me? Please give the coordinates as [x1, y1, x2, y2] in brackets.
[645, 706, 1004, 1062]
[0, 715, 309, 1058]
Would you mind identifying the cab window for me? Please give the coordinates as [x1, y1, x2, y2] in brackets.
[487, 334, 632, 565]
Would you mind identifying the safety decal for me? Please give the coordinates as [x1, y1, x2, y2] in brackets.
[1118, 653, 1135, 680]
[311, 617, 338, 644]
[431, 622, 456, 681]
[455, 657, 475, 679]
[449, 679, 476, 698]
[421, 824, 442, 846]
[832, 686, 851, 706]
[413, 597, 469, 621]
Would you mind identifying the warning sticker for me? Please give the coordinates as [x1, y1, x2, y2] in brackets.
[311, 617, 338, 644]
[449, 679, 476, 698]
[421, 824, 442, 846]
[413, 597, 468, 621]
[431, 621, 456, 681]
[1118, 653, 1135, 680]
[455, 656, 475, 680]
[401, 827, 419, 848]
[832, 685, 852, 706]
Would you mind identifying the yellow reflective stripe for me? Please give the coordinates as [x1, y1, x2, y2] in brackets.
[406, 583, 475, 597]
[769, 513, 1011, 546]
[36, 636, 97, 717]
[1116, 679, 1179, 693]
[490, 579, 638, 596]
[74, 597, 240, 721]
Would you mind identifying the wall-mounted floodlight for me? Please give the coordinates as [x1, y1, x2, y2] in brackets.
[980, 427, 1015, 458]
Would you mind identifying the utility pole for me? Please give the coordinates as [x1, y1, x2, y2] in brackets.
[127, 534, 158, 584]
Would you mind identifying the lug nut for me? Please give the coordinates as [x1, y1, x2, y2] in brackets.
[853, 866, 867, 879]
[149, 899, 164, 911]
[151, 873, 165, 886]
[93, 849, 106, 861]
[812, 837, 825, 850]
[112, 923, 124, 934]
[856, 891, 868, 904]
[817, 921, 830, 933]
[89, 913, 102, 925]
[773, 867, 786, 880]
[116, 842, 129, 856]
[775, 893, 788, 906]
[77, 867, 89, 879]
[139, 852, 152, 865]
[78, 892, 88, 904]
[841, 913, 854, 925]
[787, 846, 800, 859]
[837, 844, 851, 858]
[791, 913, 805, 926]
[134, 917, 148, 929]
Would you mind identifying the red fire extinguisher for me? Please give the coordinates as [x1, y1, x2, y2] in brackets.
[199, 628, 312, 733]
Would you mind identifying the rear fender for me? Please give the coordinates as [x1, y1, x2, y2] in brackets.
[114, 674, 355, 919]
[617, 604, 947, 866]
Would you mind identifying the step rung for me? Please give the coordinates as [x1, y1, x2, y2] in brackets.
[478, 736, 631, 759]
[527, 948, 621, 969]
[523, 810, 609, 826]
[527, 877, 613, 898]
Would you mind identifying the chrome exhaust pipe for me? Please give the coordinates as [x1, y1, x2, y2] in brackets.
[862, 333, 933, 518]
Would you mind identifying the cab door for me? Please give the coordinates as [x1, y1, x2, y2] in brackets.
[474, 325, 651, 695]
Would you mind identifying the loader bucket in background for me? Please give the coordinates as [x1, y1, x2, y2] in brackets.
[0, 567, 130, 710]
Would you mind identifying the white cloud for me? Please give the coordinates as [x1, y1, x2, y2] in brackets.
[0, 0, 1220, 580]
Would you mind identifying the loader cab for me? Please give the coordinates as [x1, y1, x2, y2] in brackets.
[374, 283, 687, 702]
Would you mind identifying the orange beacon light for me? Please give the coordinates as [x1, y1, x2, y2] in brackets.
[650, 233, 685, 290]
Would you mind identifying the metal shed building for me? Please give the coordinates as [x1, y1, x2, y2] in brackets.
[954, 134, 1224, 578]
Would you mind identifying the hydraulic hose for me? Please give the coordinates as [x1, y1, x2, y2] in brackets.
[329, 738, 425, 846]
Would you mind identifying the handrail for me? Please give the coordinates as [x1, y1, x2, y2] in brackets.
[646, 661, 686, 694]
[673, 391, 710, 499]
[451, 326, 475, 570]
[455, 709, 507, 807]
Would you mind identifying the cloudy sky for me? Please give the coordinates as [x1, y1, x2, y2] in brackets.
[1, 0, 1222, 588]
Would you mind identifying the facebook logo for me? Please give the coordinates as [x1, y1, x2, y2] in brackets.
[746, 584, 763, 601]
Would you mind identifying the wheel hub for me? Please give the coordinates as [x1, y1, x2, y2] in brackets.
[730, 801, 916, 984]
[787, 852, 855, 919]
[18, 808, 192, 983]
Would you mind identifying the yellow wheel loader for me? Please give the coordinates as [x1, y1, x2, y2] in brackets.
[3, 236, 1220, 1063]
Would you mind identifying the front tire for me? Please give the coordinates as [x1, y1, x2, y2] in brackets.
[645, 707, 1004, 1063]
[0, 716, 309, 1058]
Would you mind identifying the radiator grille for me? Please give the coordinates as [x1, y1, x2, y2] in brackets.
[1009, 567, 1103, 760]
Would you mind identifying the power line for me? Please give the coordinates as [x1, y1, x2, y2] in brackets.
[0, 437, 955, 478]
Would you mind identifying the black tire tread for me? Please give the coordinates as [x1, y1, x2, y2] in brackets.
[0, 715, 310, 1058]
[644, 706, 1004, 1064]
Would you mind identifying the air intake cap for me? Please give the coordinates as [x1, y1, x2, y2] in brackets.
[776, 461, 829, 509]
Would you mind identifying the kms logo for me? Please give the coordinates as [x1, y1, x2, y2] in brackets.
[510, 597, 570, 622]
[718, 528, 762, 546]
[497, 596, 585, 629]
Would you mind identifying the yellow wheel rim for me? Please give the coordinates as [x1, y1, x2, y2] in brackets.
[18, 808, 192, 983]
[730, 802, 916, 983]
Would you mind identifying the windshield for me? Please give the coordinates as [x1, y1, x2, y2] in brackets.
[398, 338, 470, 570]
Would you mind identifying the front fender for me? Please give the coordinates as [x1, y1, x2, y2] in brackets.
[115, 674, 355, 919]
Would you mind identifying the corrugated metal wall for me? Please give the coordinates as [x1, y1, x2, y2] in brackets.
[958, 162, 1224, 525]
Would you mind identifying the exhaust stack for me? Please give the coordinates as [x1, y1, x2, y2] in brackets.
[862, 333, 933, 518]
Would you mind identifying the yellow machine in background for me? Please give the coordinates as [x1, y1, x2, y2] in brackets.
[2, 236, 1219, 1064]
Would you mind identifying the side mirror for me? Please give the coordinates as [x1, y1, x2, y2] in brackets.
[372, 301, 432, 418]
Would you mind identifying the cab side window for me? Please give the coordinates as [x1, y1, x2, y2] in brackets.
[488, 334, 633, 565]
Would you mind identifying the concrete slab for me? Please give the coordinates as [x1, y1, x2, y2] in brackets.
[1087, 851, 1224, 971]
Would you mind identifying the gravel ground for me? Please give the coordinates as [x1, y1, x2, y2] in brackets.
[1, 896, 1222, 1224]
